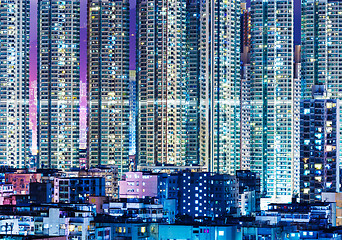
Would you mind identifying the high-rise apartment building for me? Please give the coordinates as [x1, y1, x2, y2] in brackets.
[301, 0, 342, 98]
[0, 0, 30, 168]
[300, 87, 339, 203]
[136, 0, 241, 172]
[186, 0, 201, 165]
[37, 0, 80, 169]
[136, 0, 190, 167]
[88, 0, 130, 175]
[250, 0, 299, 199]
[198, 0, 242, 173]
[199, 0, 241, 174]
[301, 0, 342, 168]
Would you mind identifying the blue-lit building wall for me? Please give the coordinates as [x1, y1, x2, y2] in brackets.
[157, 172, 239, 218]
[159, 172, 238, 218]
[178, 172, 212, 218]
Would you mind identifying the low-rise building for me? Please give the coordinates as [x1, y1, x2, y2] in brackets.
[0, 184, 14, 205]
[102, 198, 172, 223]
[5, 173, 42, 195]
[0, 203, 96, 240]
[256, 202, 336, 228]
[30, 182, 53, 204]
[178, 172, 239, 218]
[121, 171, 240, 219]
[157, 224, 241, 240]
[54, 177, 105, 203]
[0, 216, 35, 235]
[322, 192, 342, 226]
[95, 219, 152, 240]
[36, 207, 95, 240]
[79, 166, 119, 199]
[282, 230, 341, 240]
[119, 172, 158, 199]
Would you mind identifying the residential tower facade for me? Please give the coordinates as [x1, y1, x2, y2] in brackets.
[199, 0, 241, 173]
[87, 0, 130, 175]
[0, 0, 30, 168]
[0, 0, 31, 168]
[37, 0, 81, 169]
[301, 0, 342, 172]
[136, 0, 190, 166]
[250, 0, 299, 199]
